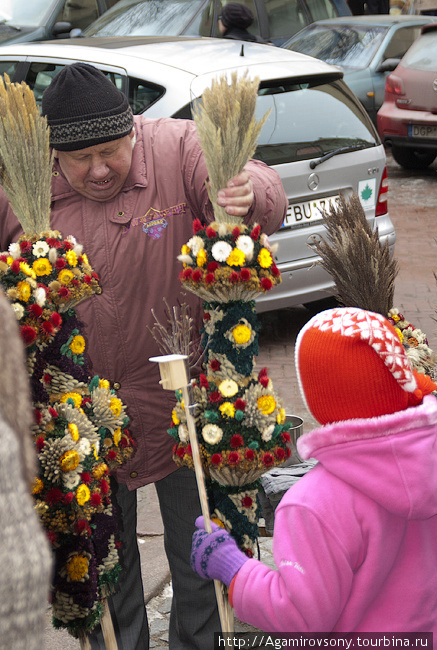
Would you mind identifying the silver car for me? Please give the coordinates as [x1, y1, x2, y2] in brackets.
[0, 36, 395, 312]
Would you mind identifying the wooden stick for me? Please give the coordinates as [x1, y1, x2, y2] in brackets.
[182, 384, 234, 634]
[78, 632, 92, 650]
[101, 598, 119, 650]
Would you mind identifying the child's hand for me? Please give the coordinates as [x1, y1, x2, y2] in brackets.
[190, 516, 249, 586]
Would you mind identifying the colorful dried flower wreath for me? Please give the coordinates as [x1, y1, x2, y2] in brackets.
[178, 219, 281, 302]
[0, 230, 135, 637]
[388, 308, 437, 379]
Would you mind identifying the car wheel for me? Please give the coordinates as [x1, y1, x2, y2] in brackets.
[391, 146, 437, 170]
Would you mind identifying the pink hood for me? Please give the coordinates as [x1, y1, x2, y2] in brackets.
[297, 394, 437, 520]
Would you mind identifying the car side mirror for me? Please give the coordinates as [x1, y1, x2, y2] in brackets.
[69, 28, 84, 38]
[52, 21, 72, 37]
[376, 58, 401, 73]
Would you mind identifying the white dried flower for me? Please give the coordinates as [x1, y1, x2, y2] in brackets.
[202, 424, 223, 445]
[33, 287, 47, 307]
[236, 235, 254, 261]
[32, 240, 50, 258]
[11, 302, 24, 319]
[211, 241, 233, 262]
[48, 247, 58, 264]
[8, 242, 21, 259]
[187, 236, 204, 256]
[262, 424, 275, 442]
[178, 424, 189, 443]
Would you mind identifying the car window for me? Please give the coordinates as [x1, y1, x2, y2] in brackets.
[128, 77, 164, 113]
[263, 0, 309, 41]
[305, 0, 339, 22]
[382, 26, 425, 60]
[61, 0, 100, 31]
[285, 25, 386, 69]
[85, 0, 206, 36]
[172, 76, 378, 165]
[0, 61, 19, 79]
[396, 28, 437, 70]
[0, 0, 53, 25]
[24, 62, 125, 105]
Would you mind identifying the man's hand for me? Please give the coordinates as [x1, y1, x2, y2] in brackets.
[216, 167, 254, 217]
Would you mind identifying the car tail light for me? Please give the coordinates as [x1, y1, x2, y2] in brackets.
[375, 166, 388, 217]
[385, 74, 405, 98]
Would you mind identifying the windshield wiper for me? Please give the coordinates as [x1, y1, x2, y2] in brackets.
[310, 144, 367, 169]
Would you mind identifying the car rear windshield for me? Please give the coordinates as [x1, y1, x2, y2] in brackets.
[175, 76, 378, 166]
[85, 0, 205, 36]
[400, 29, 437, 71]
[285, 24, 387, 69]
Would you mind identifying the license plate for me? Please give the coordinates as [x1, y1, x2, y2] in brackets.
[409, 124, 437, 139]
[283, 195, 340, 228]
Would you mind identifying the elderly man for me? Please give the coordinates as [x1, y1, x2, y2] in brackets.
[0, 62, 287, 649]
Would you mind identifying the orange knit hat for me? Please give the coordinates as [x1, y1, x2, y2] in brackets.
[295, 307, 419, 425]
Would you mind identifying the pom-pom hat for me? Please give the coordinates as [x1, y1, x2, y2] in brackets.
[220, 2, 254, 29]
[42, 63, 133, 151]
[295, 307, 418, 425]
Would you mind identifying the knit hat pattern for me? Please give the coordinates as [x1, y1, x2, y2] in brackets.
[295, 307, 418, 425]
[42, 63, 133, 151]
[221, 2, 254, 29]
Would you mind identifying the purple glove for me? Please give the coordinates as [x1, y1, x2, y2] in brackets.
[190, 516, 249, 586]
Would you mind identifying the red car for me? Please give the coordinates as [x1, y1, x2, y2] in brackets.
[377, 22, 437, 170]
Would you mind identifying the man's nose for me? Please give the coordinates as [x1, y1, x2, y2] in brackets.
[90, 156, 110, 178]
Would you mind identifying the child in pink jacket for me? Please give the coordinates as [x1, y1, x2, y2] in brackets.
[191, 307, 437, 637]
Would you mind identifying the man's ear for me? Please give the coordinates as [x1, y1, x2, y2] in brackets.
[53, 149, 59, 159]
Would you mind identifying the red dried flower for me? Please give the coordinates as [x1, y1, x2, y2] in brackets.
[262, 452, 275, 467]
[245, 448, 255, 461]
[199, 374, 209, 389]
[203, 312, 211, 321]
[46, 530, 58, 545]
[232, 227, 241, 240]
[176, 446, 186, 458]
[75, 519, 91, 535]
[234, 398, 246, 411]
[230, 434, 244, 449]
[100, 479, 110, 495]
[63, 240, 73, 250]
[58, 286, 71, 298]
[19, 240, 32, 252]
[230, 271, 240, 283]
[42, 321, 55, 335]
[271, 263, 280, 277]
[34, 408, 42, 424]
[81, 472, 92, 485]
[209, 391, 222, 403]
[83, 274, 92, 284]
[228, 451, 240, 465]
[108, 450, 117, 460]
[43, 373, 52, 385]
[193, 218, 204, 234]
[90, 493, 102, 507]
[192, 269, 203, 282]
[185, 444, 192, 456]
[48, 407, 58, 418]
[240, 268, 251, 281]
[281, 431, 291, 443]
[250, 224, 261, 240]
[211, 453, 223, 465]
[275, 447, 286, 460]
[206, 226, 217, 239]
[207, 261, 220, 272]
[35, 436, 45, 453]
[46, 488, 64, 506]
[261, 277, 273, 291]
[209, 359, 220, 371]
[258, 368, 268, 379]
[205, 273, 215, 284]
[28, 303, 43, 318]
[259, 375, 269, 388]
[50, 312, 62, 327]
[46, 238, 61, 248]
[55, 258, 67, 270]
[183, 267, 193, 279]
[64, 492, 74, 505]
[11, 259, 21, 274]
[241, 496, 253, 508]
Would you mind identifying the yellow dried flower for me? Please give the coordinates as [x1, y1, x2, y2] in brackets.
[60, 392, 83, 408]
[219, 402, 235, 418]
[257, 248, 273, 269]
[113, 428, 122, 446]
[109, 396, 122, 417]
[226, 248, 245, 267]
[99, 379, 110, 390]
[172, 410, 180, 425]
[32, 258, 52, 276]
[32, 477, 44, 495]
[92, 463, 108, 479]
[17, 280, 31, 302]
[233, 324, 252, 344]
[60, 449, 80, 472]
[277, 408, 286, 425]
[58, 269, 74, 285]
[257, 395, 276, 415]
[66, 554, 89, 582]
[76, 484, 91, 506]
[65, 250, 78, 267]
[19, 262, 36, 278]
[69, 334, 85, 355]
[218, 379, 239, 397]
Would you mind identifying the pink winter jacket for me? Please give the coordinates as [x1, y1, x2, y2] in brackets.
[231, 394, 437, 637]
[0, 115, 287, 489]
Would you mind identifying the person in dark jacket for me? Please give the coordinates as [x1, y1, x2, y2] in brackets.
[218, 2, 269, 43]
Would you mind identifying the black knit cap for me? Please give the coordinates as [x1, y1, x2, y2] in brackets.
[220, 2, 254, 29]
[41, 62, 133, 151]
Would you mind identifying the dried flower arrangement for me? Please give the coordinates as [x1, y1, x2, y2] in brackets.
[164, 73, 291, 558]
[0, 74, 134, 640]
[311, 193, 437, 379]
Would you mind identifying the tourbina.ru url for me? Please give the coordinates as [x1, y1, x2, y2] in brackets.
[214, 633, 433, 649]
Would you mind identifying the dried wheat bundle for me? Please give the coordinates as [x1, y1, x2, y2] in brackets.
[192, 71, 269, 224]
[311, 194, 398, 316]
[0, 74, 53, 234]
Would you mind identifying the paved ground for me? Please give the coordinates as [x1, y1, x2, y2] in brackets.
[43, 150, 437, 648]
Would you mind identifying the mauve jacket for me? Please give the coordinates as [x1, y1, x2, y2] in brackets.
[231, 394, 437, 638]
[0, 115, 287, 489]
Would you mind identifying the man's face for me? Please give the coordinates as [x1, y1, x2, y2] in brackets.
[55, 130, 135, 202]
